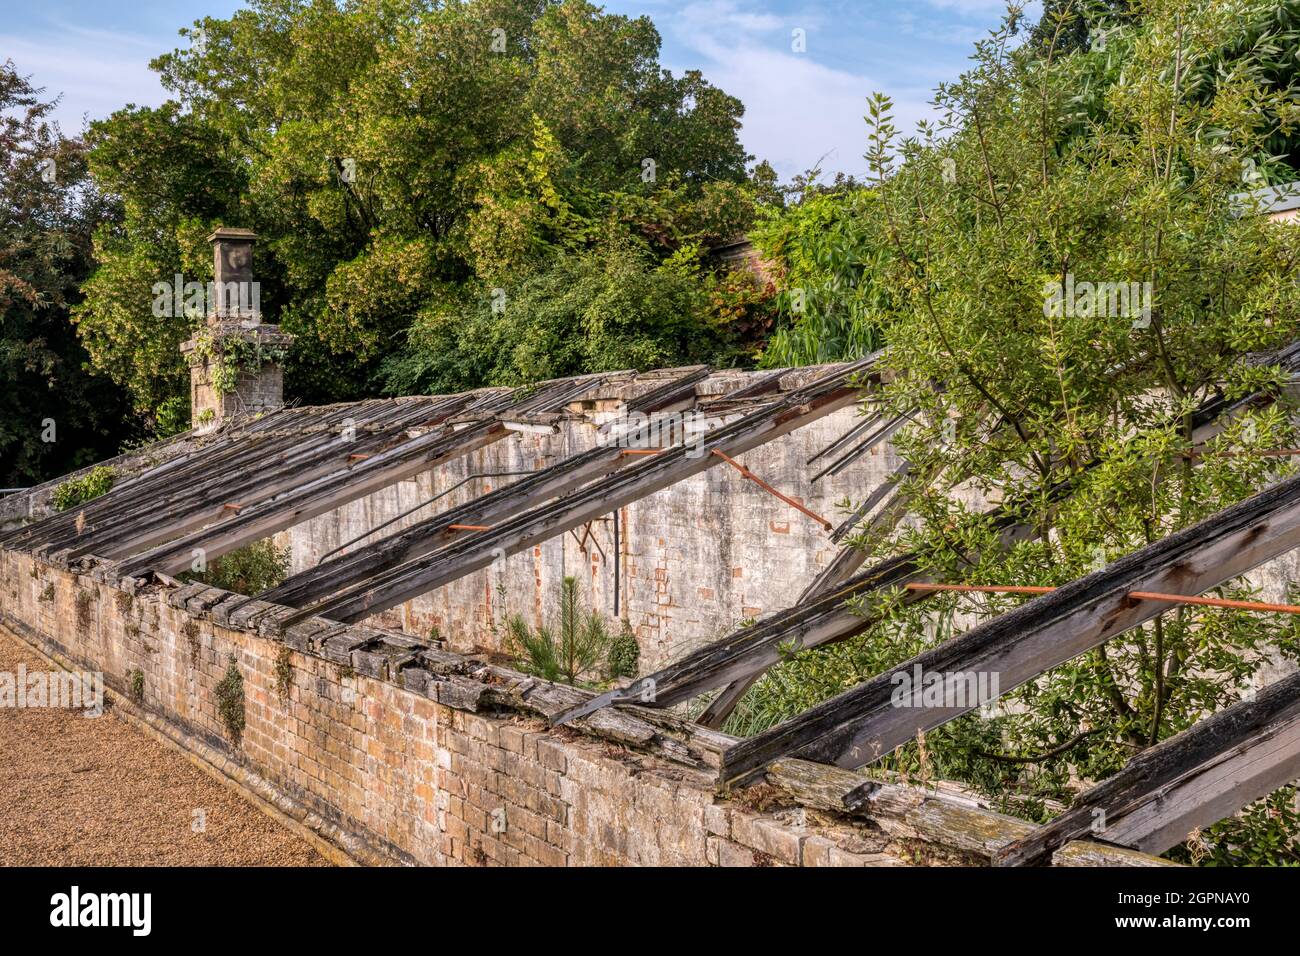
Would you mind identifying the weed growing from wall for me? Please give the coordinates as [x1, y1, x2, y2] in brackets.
[181, 619, 201, 662]
[75, 589, 95, 630]
[606, 620, 640, 679]
[186, 539, 289, 595]
[51, 466, 115, 512]
[274, 643, 293, 703]
[215, 654, 245, 744]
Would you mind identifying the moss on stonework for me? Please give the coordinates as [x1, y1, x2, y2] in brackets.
[75, 589, 95, 630]
[128, 668, 144, 704]
[274, 643, 293, 703]
[215, 654, 246, 744]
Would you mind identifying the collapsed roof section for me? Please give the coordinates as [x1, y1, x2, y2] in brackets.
[562, 339, 1300, 731]
[6, 337, 1300, 865]
[4, 360, 881, 593]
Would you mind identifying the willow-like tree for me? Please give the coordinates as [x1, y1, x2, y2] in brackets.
[0, 62, 134, 484]
[76, 0, 765, 415]
[738, 0, 1300, 864]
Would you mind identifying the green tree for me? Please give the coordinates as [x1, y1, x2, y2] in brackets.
[749, 185, 890, 367]
[79, 0, 757, 418]
[0, 62, 134, 485]
[740, 0, 1300, 858]
[506, 576, 614, 686]
[383, 237, 747, 395]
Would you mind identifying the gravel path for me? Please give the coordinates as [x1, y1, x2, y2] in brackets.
[0, 627, 330, 866]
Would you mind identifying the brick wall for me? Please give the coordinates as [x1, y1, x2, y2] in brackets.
[288, 369, 1300, 687]
[0, 548, 928, 867]
[290, 383, 907, 672]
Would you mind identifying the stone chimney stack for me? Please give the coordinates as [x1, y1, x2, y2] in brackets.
[181, 228, 293, 431]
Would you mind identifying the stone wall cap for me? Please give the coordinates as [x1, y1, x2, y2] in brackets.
[208, 227, 258, 242]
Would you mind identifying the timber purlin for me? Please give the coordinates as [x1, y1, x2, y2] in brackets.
[7, 396, 464, 557]
[113, 416, 514, 577]
[68, 398, 471, 560]
[995, 668, 1300, 866]
[6, 369, 626, 563]
[762, 757, 1171, 865]
[695, 341, 1300, 730]
[258, 437, 636, 608]
[623, 364, 714, 414]
[105, 371, 647, 577]
[720, 470, 1300, 786]
[275, 354, 880, 627]
[553, 552, 924, 727]
[259, 365, 741, 609]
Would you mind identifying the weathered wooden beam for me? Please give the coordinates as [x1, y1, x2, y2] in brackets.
[472, 665, 734, 774]
[696, 463, 915, 729]
[261, 369, 745, 609]
[260, 442, 636, 608]
[13, 398, 444, 558]
[117, 420, 512, 578]
[995, 669, 1300, 866]
[286, 356, 881, 627]
[1, 403, 310, 550]
[556, 553, 925, 728]
[764, 757, 1173, 864]
[582, 368, 1278, 734]
[73, 399, 468, 559]
[623, 365, 712, 414]
[720, 471, 1300, 786]
[1051, 840, 1182, 866]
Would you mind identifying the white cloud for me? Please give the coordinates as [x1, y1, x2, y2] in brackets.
[921, 0, 1018, 12]
[663, 3, 936, 181]
[1, 27, 169, 136]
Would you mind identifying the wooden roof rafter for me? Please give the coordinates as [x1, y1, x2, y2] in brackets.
[57, 397, 474, 561]
[719, 469, 1300, 786]
[110, 375, 627, 578]
[995, 667, 1300, 866]
[273, 355, 882, 628]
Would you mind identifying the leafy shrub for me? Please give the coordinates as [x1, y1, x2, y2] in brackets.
[215, 654, 245, 743]
[1169, 786, 1300, 867]
[192, 539, 289, 595]
[506, 577, 613, 687]
[152, 394, 191, 437]
[606, 621, 640, 679]
[51, 466, 115, 511]
[749, 187, 890, 367]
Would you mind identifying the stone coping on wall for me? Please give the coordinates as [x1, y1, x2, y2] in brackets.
[0, 547, 1173, 866]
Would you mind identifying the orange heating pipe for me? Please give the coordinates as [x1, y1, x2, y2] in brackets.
[709, 450, 834, 533]
[905, 582, 1300, 615]
[618, 447, 834, 533]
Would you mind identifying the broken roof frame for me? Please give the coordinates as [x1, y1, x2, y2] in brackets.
[270, 355, 878, 627]
[8, 342, 1300, 865]
[637, 341, 1300, 731]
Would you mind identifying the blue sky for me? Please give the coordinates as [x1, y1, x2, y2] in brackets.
[1, 0, 1035, 182]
